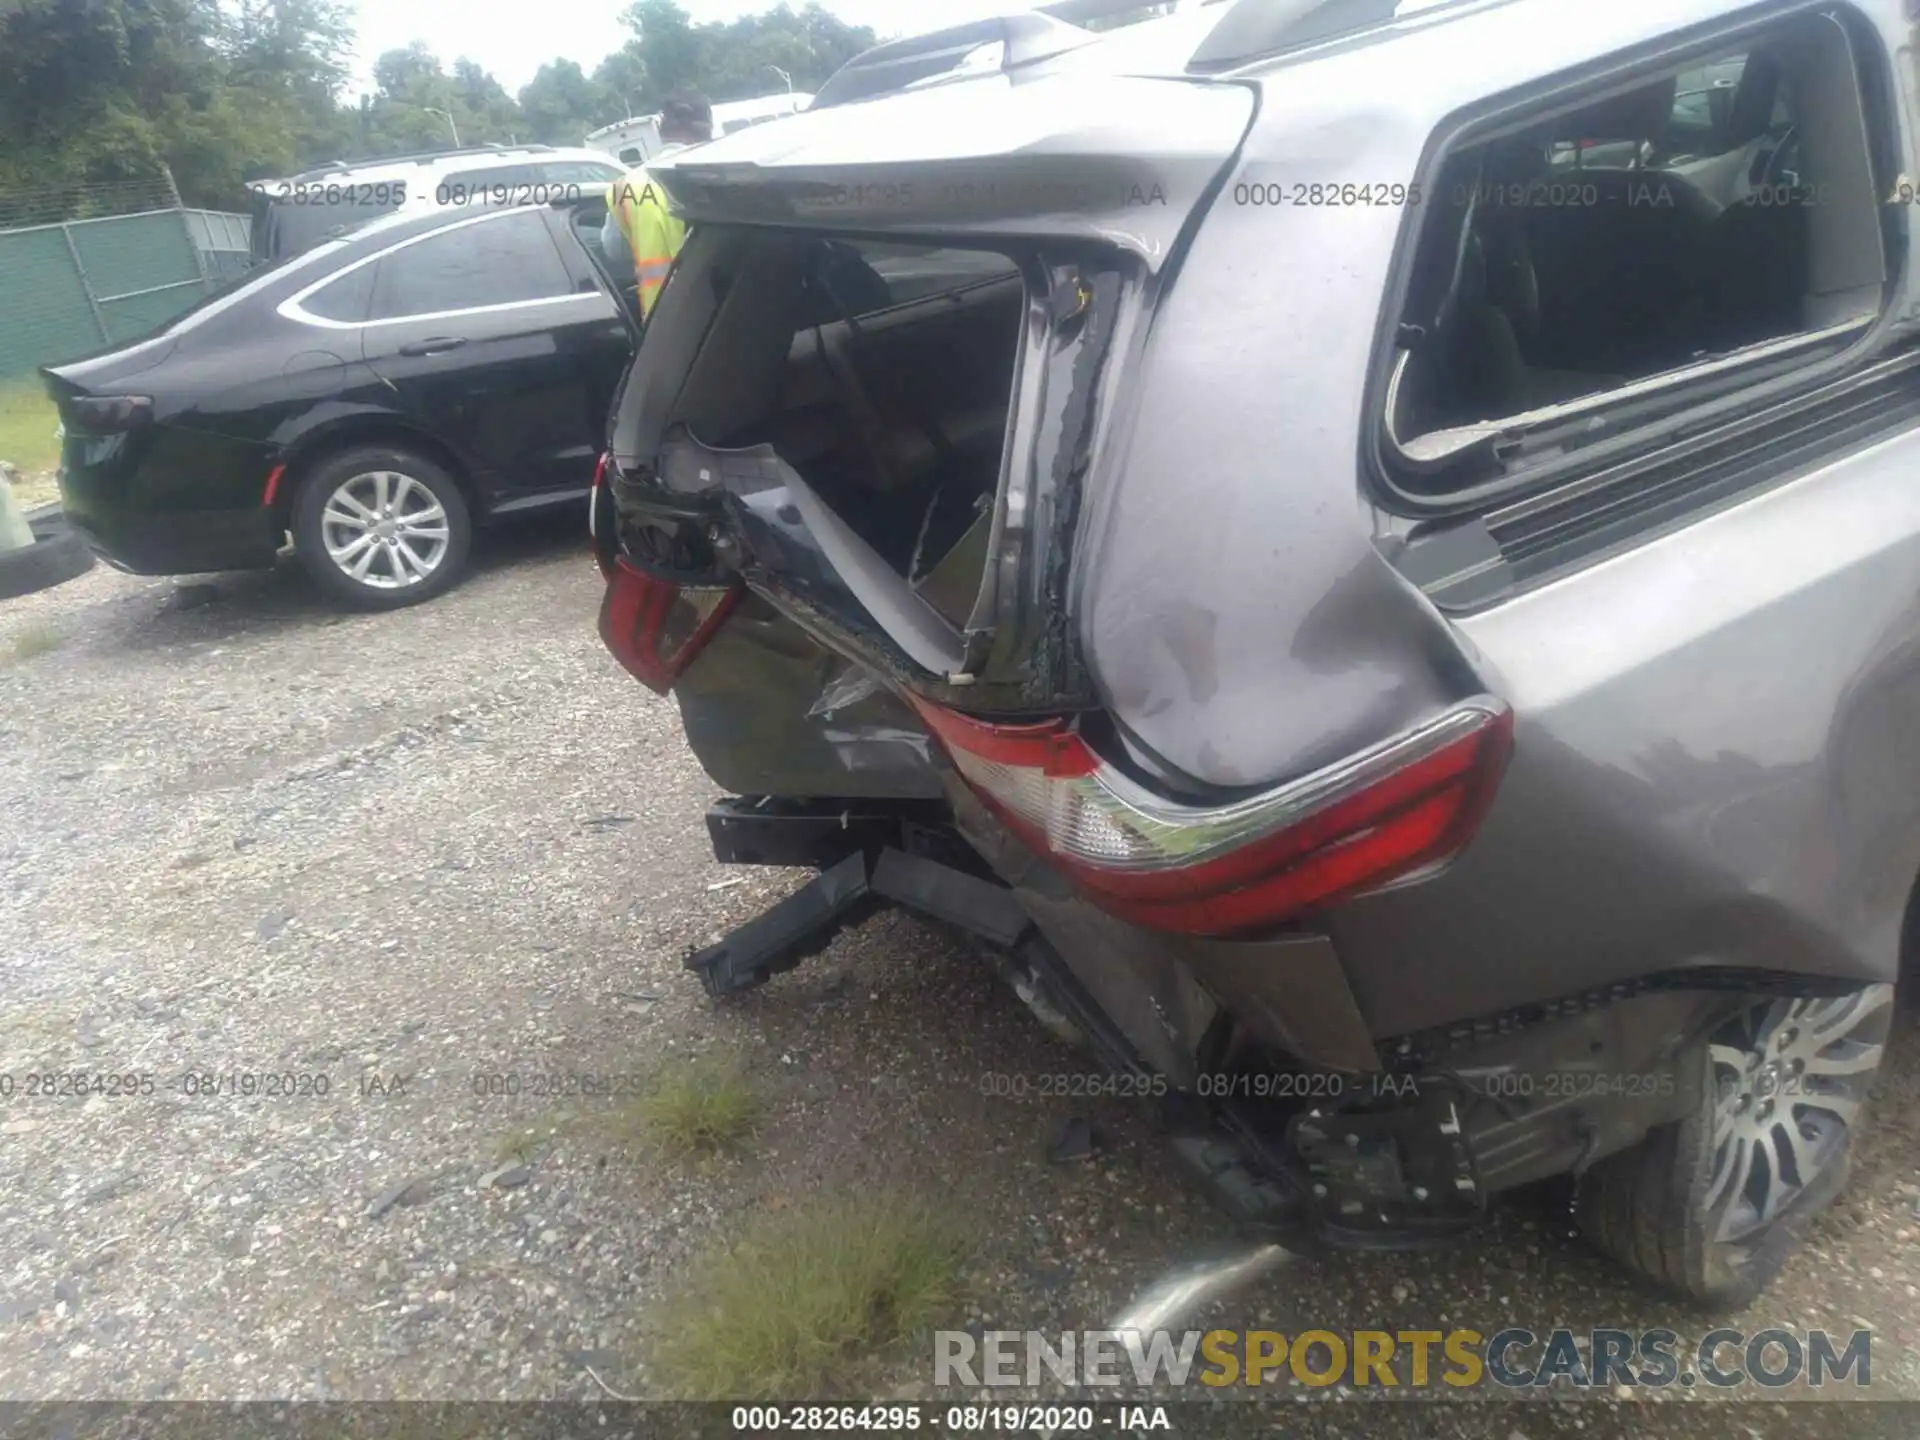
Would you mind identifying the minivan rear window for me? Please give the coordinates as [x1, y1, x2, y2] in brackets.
[438, 160, 623, 204]
[252, 190, 402, 263]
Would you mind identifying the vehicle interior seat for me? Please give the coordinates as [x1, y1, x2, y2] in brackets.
[1473, 137, 1625, 409]
[1695, 49, 1810, 350]
[1413, 139, 1628, 430]
[1520, 78, 1723, 379]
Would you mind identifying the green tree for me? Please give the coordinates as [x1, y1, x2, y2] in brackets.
[615, 1, 875, 109]
[452, 57, 522, 141]
[360, 43, 525, 153]
[519, 60, 615, 145]
[0, 0, 886, 217]
[0, 0, 364, 208]
[591, 47, 652, 121]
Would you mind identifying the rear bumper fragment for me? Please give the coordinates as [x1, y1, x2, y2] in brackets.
[64, 504, 281, 576]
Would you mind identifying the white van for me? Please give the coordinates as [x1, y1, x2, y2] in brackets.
[247, 144, 626, 264]
[711, 92, 815, 135]
[582, 92, 813, 166]
[583, 116, 665, 167]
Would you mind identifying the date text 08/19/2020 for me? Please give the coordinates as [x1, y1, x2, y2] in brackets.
[728, 1405, 1172, 1432]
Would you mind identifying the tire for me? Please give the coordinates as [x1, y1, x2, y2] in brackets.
[1577, 984, 1893, 1310]
[291, 445, 471, 610]
[0, 510, 95, 601]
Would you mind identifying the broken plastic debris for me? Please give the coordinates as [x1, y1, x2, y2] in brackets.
[1047, 1116, 1101, 1164]
[807, 662, 885, 719]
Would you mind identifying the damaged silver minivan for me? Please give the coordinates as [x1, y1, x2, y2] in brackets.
[576, 0, 1920, 1307]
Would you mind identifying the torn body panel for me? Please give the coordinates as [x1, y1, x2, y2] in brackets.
[610, 228, 1143, 719]
[674, 601, 943, 801]
[584, 0, 1920, 1290]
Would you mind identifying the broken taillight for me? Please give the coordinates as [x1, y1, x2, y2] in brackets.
[598, 555, 740, 694]
[910, 698, 1514, 937]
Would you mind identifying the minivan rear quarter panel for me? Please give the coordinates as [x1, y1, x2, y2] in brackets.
[1331, 425, 1920, 1035]
[1071, 0, 1920, 1034]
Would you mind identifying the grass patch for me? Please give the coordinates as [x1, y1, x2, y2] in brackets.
[628, 1055, 762, 1159]
[3, 622, 66, 667]
[0, 378, 60, 476]
[491, 1057, 762, 1168]
[489, 1111, 573, 1166]
[650, 1193, 968, 1400]
[565, 1055, 761, 1162]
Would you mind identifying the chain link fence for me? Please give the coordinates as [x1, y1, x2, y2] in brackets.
[0, 168, 252, 383]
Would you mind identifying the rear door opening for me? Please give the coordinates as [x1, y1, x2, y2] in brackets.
[587, 67, 1254, 718]
[603, 225, 1124, 709]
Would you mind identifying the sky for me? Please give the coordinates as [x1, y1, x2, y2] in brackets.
[345, 0, 1017, 99]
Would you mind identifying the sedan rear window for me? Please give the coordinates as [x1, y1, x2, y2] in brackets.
[303, 264, 376, 324]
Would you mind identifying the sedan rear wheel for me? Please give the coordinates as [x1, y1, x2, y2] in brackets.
[1577, 984, 1891, 1310]
[292, 446, 471, 609]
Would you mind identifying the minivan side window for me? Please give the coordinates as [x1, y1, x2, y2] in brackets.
[439, 164, 532, 200]
[1383, 10, 1886, 491]
[368, 212, 574, 321]
[530, 160, 625, 186]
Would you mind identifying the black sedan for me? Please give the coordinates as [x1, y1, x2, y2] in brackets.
[41, 201, 633, 607]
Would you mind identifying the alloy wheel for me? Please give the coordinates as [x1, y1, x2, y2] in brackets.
[319, 470, 450, 590]
[1704, 985, 1892, 1243]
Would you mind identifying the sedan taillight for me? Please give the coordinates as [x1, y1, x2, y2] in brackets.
[598, 555, 740, 694]
[65, 395, 153, 434]
[910, 697, 1514, 937]
[588, 452, 613, 578]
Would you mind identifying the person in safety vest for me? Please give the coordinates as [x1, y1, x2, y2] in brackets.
[599, 90, 713, 318]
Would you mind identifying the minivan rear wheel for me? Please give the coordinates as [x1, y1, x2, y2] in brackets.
[292, 446, 471, 609]
[1576, 985, 1891, 1309]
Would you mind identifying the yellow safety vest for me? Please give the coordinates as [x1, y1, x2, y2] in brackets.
[609, 168, 686, 318]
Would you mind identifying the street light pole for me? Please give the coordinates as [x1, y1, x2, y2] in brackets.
[765, 65, 793, 96]
[424, 106, 460, 145]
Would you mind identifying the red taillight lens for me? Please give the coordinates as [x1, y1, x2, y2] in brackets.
[598, 556, 740, 694]
[912, 698, 1514, 937]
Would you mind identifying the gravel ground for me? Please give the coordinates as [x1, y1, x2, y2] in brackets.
[4, 466, 60, 513]
[4, 522, 1920, 1438]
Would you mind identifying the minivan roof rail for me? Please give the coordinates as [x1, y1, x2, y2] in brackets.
[809, 1, 1238, 109]
[285, 143, 560, 182]
[1186, 0, 1472, 73]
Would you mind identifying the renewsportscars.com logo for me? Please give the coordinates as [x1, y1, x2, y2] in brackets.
[933, 1327, 1872, 1391]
